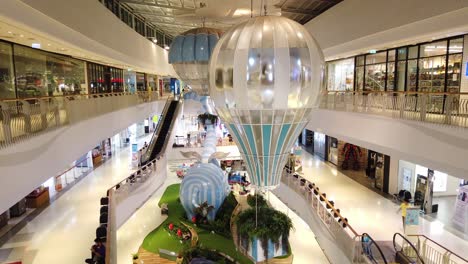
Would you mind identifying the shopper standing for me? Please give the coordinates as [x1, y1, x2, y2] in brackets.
[396, 199, 410, 228]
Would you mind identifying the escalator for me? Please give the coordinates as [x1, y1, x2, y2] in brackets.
[361, 233, 390, 264]
[140, 98, 180, 165]
[393, 233, 425, 264]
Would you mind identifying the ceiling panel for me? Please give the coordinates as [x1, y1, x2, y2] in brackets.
[117, 0, 342, 37]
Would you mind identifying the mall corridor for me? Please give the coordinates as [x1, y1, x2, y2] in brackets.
[299, 150, 468, 259]
[0, 136, 151, 264]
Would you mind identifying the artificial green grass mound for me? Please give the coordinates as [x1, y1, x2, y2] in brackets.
[140, 184, 253, 264]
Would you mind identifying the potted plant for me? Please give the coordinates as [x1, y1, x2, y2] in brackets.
[131, 253, 139, 264]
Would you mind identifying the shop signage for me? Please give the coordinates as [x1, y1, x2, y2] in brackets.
[465, 62, 468, 77]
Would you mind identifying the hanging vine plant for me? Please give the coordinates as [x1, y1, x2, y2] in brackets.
[198, 113, 218, 126]
[235, 207, 293, 261]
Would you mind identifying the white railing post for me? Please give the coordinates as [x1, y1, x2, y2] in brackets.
[444, 95, 454, 125]
[399, 95, 406, 119]
[39, 99, 48, 130]
[0, 102, 13, 144]
[21, 100, 32, 133]
[420, 94, 427, 122]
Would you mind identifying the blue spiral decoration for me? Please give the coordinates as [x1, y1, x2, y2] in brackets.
[180, 163, 229, 221]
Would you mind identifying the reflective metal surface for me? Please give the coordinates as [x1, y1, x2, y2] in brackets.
[209, 15, 324, 189]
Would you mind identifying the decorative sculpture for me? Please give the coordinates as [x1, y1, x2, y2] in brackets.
[209, 15, 324, 189]
[179, 163, 230, 221]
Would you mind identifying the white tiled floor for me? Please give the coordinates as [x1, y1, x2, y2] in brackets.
[267, 192, 329, 264]
[0, 135, 152, 264]
[299, 151, 468, 259]
[116, 161, 180, 264]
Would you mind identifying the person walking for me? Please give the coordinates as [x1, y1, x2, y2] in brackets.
[396, 198, 410, 228]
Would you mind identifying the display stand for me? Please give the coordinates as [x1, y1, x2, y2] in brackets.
[404, 207, 420, 236]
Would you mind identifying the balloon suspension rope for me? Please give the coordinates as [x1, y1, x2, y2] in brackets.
[255, 188, 258, 229]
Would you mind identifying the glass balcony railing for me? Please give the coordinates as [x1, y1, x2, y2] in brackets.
[320, 91, 468, 128]
[0, 92, 165, 150]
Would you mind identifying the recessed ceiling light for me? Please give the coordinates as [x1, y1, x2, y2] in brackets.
[32, 43, 41, 49]
[19, 34, 24, 38]
[47, 43, 51, 46]
[164, 45, 170, 50]
[7, 31, 12, 34]
[152, 38, 157, 43]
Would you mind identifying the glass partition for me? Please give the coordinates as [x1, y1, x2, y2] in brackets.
[14, 45, 48, 98]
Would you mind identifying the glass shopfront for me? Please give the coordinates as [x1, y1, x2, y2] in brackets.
[14, 44, 86, 98]
[87, 62, 124, 94]
[326, 35, 465, 96]
[136, 72, 146, 91]
[327, 58, 354, 91]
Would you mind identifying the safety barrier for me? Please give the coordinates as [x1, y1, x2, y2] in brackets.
[279, 171, 364, 263]
[407, 234, 468, 264]
[0, 92, 163, 150]
[320, 91, 468, 128]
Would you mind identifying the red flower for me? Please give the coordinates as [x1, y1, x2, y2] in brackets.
[191, 216, 197, 223]
[169, 223, 174, 231]
[177, 229, 182, 237]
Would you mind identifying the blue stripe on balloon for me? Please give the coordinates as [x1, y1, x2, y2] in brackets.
[208, 34, 219, 59]
[169, 35, 185, 63]
[182, 34, 195, 61]
[262, 124, 272, 186]
[276, 124, 291, 155]
[252, 238, 257, 260]
[195, 34, 209, 61]
[243, 125, 261, 186]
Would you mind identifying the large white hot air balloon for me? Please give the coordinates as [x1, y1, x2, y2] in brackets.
[208, 15, 324, 189]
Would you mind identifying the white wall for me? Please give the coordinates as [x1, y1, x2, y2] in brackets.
[305, 0, 468, 60]
[0, 100, 166, 214]
[0, 0, 176, 75]
[306, 109, 468, 195]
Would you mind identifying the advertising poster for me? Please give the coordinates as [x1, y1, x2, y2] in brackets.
[452, 185, 468, 232]
[405, 207, 420, 226]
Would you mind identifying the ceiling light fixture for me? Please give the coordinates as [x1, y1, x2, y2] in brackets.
[32, 43, 41, 49]
[7, 31, 12, 34]
[164, 45, 170, 50]
[152, 38, 157, 43]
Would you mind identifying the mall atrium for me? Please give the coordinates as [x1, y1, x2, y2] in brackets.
[0, 0, 467, 264]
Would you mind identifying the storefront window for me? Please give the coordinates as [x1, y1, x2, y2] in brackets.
[147, 74, 157, 91]
[136, 72, 146, 91]
[365, 63, 386, 91]
[406, 59, 418, 92]
[387, 62, 395, 91]
[408, 46, 418, 59]
[355, 66, 364, 91]
[326, 58, 354, 91]
[447, 54, 462, 93]
[0, 42, 15, 99]
[396, 61, 406, 91]
[14, 45, 48, 98]
[397, 47, 407, 61]
[449, 38, 463, 54]
[46, 53, 86, 96]
[110, 67, 124, 92]
[420, 40, 447, 57]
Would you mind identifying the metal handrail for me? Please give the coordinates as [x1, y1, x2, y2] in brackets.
[393, 233, 425, 264]
[0, 91, 163, 150]
[320, 90, 468, 128]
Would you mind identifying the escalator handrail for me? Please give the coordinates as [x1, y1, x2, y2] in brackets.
[142, 100, 179, 164]
[154, 101, 180, 159]
[361, 233, 388, 264]
[141, 97, 174, 164]
[146, 96, 173, 149]
[393, 233, 425, 264]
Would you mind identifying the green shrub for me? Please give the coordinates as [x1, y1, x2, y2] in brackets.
[246, 193, 267, 208]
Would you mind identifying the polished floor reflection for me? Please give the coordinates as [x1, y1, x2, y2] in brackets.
[0, 135, 152, 264]
[299, 151, 468, 259]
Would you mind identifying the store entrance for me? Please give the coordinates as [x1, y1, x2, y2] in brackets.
[398, 160, 467, 234]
